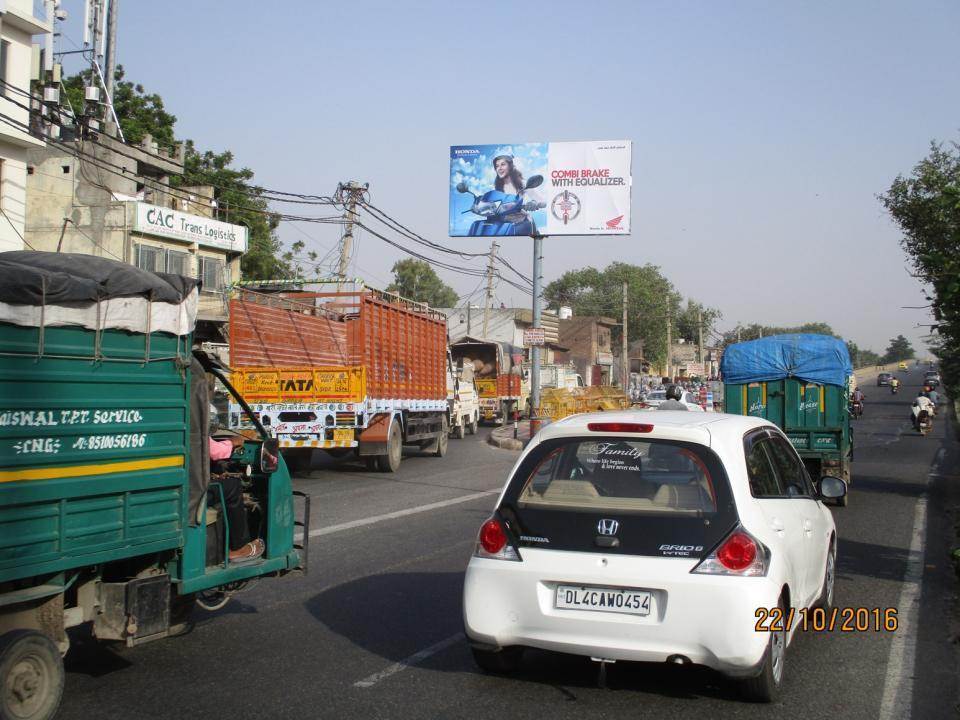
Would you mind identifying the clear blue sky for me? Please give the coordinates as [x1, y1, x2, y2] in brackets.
[60, 0, 960, 353]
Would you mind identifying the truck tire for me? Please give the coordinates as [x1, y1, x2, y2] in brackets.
[468, 415, 478, 435]
[433, 416, 449, 457]
[0, 629, 64, 720]
[378, 422, 402, 473]
[453, 417, 465, 440]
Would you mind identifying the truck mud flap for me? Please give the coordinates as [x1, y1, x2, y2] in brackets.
[94, 575, 170, 646]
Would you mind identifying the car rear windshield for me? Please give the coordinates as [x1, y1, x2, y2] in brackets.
[515, 437, 723, 515]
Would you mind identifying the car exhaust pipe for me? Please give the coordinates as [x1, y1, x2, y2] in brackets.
[667, 654, 692, 665]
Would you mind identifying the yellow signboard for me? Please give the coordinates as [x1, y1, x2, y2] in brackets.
[233, 366, 366, 402]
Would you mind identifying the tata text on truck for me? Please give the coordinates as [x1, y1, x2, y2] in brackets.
[449, 337, 523, 423]
[229, 285, 450, 472]
[0, 253, 306, 720]
[721, 334, 853, 506]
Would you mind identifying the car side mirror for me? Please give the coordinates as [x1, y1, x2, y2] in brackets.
[261, 438, 280, 474]
[818, 475, 847, 502]
[525, 174, 544, 190]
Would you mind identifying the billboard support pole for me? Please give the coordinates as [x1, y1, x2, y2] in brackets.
[530, 233, 544, 435]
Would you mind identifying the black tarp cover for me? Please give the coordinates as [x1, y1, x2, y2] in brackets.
[0, 251, 199, 305]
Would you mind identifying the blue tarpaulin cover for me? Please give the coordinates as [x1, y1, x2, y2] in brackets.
[720, 334, 853, 387]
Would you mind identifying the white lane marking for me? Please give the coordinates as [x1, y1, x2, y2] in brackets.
[297, 489, 499, 540]
[878, 453, 940, 720]
[353, 633, 464, 688]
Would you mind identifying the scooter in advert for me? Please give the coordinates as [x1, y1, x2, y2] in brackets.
[456, 175, 545, 237]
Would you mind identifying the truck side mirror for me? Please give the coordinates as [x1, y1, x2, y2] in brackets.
[261, 439, 280, 474]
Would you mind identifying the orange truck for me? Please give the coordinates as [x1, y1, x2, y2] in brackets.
[449, 337, 523, 423]
[228, 287, 450, 472]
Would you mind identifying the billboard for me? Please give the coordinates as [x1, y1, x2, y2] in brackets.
[449, 140, 631, 237]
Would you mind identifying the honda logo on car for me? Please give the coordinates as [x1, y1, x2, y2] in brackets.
[597, 519, 619, 536]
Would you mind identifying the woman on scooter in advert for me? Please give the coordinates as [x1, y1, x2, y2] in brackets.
[457, 155, 546, 237]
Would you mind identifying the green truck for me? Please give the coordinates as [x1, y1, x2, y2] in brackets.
[721, 334, 853, 501]
[0, 253, 308, 720]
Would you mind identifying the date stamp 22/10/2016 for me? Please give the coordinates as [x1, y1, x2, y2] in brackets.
[755, 606, 898, 633]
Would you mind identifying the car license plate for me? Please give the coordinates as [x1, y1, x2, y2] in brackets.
[555, 585, 651, 616]
[332, 428, 354, 444]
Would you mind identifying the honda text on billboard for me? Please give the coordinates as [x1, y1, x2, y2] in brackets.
[449, 141, 631, 237]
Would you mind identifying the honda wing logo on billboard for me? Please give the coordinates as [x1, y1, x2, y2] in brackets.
[449, 141, 632, 237]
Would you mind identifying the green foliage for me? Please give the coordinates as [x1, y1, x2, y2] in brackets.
[675, 300, 723, 344]
[846, 341, 881, 368]
[544, 262, 706, 366]
[386, 259, 458, 307]
[723, 322, 839, 345]
[881, 335, 915, 363]
[63, 66, 177, 150]
[880, 139, 960, 396]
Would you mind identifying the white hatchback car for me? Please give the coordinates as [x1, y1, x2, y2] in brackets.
[463, 411, 846, 702]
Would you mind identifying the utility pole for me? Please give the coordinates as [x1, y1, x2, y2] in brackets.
[737, 325, 742, 343]
[697, 309, 704, 365]
[621, 281, 629, 392]
[665, 303, 672, 381]
[103, 0, 119, 105]
[529, 234, 544, 433]
[336, 181, 365, 291]
[482, 240, 498, 337]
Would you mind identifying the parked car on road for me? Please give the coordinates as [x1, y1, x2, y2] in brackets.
[463, 411, 846, 702]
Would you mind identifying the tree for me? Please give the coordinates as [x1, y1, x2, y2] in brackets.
[880, 139, 960, 395]
[722, 322, 839, 346]
[544, 262, 683, 366]
[63, 66, 177, 150]
[386, 259, 458, 307]
[675, 299, 723, 344]
[881, 335, 915, 363]
[846, 341, 881, 368]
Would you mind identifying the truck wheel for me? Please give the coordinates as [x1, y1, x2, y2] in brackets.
[378, 422, 402, 472]
[453, 417, 465, 440]
[468, 416, 478, 435]
[0, 630, 65, 720]
[433, 416, 449, 457]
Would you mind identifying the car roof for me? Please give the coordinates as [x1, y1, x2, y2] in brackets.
[536, 410, 773, 448]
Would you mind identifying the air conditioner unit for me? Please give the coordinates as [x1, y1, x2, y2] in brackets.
[43, 86, 59, 104]
[85, 86, 100, 102]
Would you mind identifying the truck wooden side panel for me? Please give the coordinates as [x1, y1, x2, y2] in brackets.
[230, 290, 446, 402]
[230, 293, 351, 368]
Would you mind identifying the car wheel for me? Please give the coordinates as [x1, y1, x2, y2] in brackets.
[471, 646, 523, 674]
[816, 544, 837, 610]
[738, 596, 786, 702]
[0, 629, 65, 720]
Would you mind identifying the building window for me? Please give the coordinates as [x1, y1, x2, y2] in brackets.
[165, 249, 190, 276]
[135, 244, 163, 273]
[198, 256, 225, 294]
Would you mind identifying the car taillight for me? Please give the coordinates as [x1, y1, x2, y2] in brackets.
[474, 517, 521, 562]
[587, 422, 653, 433]
[692, 527, 768, 577]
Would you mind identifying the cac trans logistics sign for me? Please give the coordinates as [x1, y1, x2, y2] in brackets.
[449, 140, 631, 237]
[134, 202, 249, 253]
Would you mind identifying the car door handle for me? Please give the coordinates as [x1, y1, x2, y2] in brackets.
[770, 518, 785, 533]
[802, 520, 813, 534]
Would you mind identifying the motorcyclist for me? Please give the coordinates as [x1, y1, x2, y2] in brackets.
[657, 384, 689, 411]
[911, 392, 935, 431]
[922, 384, 940, 411]
[850, 387, 865, 417]
[889, 376, 900, 393]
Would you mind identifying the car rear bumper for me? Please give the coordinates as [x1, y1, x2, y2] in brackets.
[463, 551, 782, 676]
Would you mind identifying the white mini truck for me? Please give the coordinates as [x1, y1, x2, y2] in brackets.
[462, 410, 847, 702]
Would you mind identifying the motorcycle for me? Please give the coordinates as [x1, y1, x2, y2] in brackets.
[890, 383, 899, 395]
[456, 175, 545, 236]
[912, 406, 933, 436]
[849, 399, 863, 419]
